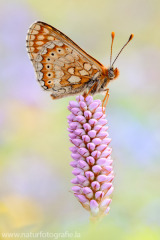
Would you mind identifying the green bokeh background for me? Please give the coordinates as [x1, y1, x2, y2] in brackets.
[0, 0, 160, 239]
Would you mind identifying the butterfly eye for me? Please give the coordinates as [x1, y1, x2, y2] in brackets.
[47, 58, 51, 61]
[48, 80, 52, 84]
[51, 53, 54, 56]
[47, 65, 50, 68]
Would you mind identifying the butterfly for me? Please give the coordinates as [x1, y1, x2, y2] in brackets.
[26, 21, 133, 107]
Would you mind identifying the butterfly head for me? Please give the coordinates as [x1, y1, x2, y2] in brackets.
[107, 66, 119, 80]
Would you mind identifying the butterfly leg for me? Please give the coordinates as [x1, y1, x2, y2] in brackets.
[102, 88, 110, 113]
[84, 82, 98, 99]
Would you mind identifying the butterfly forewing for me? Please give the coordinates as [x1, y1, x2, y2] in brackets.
[26, 21, 103, 98]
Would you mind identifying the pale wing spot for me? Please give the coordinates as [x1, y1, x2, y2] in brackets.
[68, 67, 75, 74]
[28, 47, 35, 52]
[92, 71, 100, 80]
[48, 36, 54, 41]
[92, 65, 98, 70]
[47, 42, 55, 49]
[53, 78, 62, 88]
[32, 24, 41, 30]
[36, 55, 43, 62]
[54, 60, 64, 67]
[29, 29, 39, 35]
[37, 35, 45, 40]
[39, 80, 44, 86]
[43, 28, 50, 34]
[27, 41, 34, 46]
[36, 41, 44, 45]
[36, 46, 43, 51]
[65, 54, 74, 62]
[36, 62, 43, 71]
[59, 57, 70, 64]
[27, 35, 35, 40]
[72, 51, 79, 60]
[55, 41, 63, 47]
[79, 69, 89, 76]
[41, 48, 48, 55]
[37, 72, 43, 80]
[56, 71, 64, 78]
[84, 63, 91, 71]
[30, 53, 37, 59]
[54, 65, 61, 71]
[68, 76, 81, 84]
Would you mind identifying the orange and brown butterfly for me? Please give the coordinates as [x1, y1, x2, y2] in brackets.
[26, 21, 133, 107]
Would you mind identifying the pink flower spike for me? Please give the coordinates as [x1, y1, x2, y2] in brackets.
[100, 182, 112, 191]
[101, 138, 112, 145]
[85, 95, 93, 105]
[85, 171, 94, 181]
[90, 200, 99, 214]
[72, 168, 84, 176]
[82, 135, 91, 143]
[76, 115, 86, 124]
[100, 149, 111, 158]
[96, 144, 107, 151]
[95, 191, 104, 200]
[92, 138, 102, 145]
[91, 150, 101, 159]
[83, 123, 91, 132]
[77, 175, 88, 184]
[71, 178, 79, 184]
[100, 199, 112, 209]
[76, 95, 84, 102]
[93, 112, 103, 120]
[75, 194, 89, 204]
[83, 187, 93, 199]
[89, 119, 97, 127]
[70, 161, 78, 168]
[88, 130, 97, 138]
[71, 153, 81, 161]
[78, 148, 89, 157]
[87, 143, 95, 151]
[78, 160, 90, 171]
[68, 95, 114, 222]
[97, 175, 109, 182]
[92, 165, 102, 174]
[91, 181, 100, 191]
[88, 102, 100, 112]
[69, 101, 79, 108]
[86, 156, 95, 166]
[69, 133, 77, 139]
[71, 139, 83, 147]
[74, 129, 85, 137]
[96, 158, 108, 166]
[96, 119, 108, 126]
[79, 101, 87, 111]
[96, 131, 108, 139]
[105, 207, 110, 215]
[71, 186, 82, 194]
[69, 146, 77, 153]
[84, 110, 92, 120]
[105, 187, 114, 197]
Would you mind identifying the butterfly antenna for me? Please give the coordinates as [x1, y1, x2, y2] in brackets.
[112, 33, 134, 66]
[110, 32, 115, 67]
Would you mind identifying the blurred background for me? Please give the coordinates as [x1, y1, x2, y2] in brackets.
[0, 0, 160, 239]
